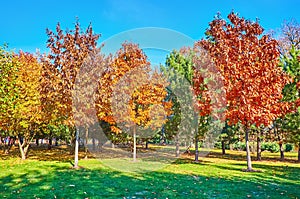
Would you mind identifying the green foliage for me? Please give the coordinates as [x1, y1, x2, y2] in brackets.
[214, 141, 229, 149]
[165, 49, 194, 84]
[261, 142, 280, 153]
[281, 46, 300, 102]
[279, 46, 300, 146]
[161, 50, 196, 142]
[285, 143, 294, 152]
[219, 121, 240, 146]
[233, 141, 246, 151]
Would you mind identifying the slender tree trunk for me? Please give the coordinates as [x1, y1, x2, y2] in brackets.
[194, 113, 199, 161]
[84, 126, 89, 159]
[74, 128, 79, 168]
[92, 138, 96, 151]
[70, 132, 76, 155]
[175, 134, 180, 158]
[48, 138, 52, 149]
[279, 143, 284, 160]
[18, 142, 26, 160]
[221, 140, 226, 155]
[4, 137, 14, 154]
[195, 137, 199, 162]
[36, 138, 39, 146]
[245, 127, 253, 171]
[298, 142, 300, 162]
[133, 126, 137, 162]
[275, 122, 284, 161]
[257, 131, 261, 161]
[145, 141, 149, 149]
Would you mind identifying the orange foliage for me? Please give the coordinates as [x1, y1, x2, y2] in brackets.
[96, 42, 171, 133]
[199, 12, 291, 127]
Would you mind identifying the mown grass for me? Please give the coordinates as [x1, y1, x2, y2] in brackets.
[0, 147, 299, 199]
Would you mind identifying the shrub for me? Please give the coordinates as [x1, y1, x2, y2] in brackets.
[261, 142, 279, 153]
[233, 141, 246, 151]
[285, 143, 293, 152]
[214, 141, 230, 149]
[214, 141, 222, 149]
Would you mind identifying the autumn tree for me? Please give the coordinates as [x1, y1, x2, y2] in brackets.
[0, 49, 42, 159]
[199, 12, 291, 171]
[72, 48, 108, 158]
[0, 46, 19, 153]
[45, 20, 100, 167]
[96, 42, 171, 161]
[40, 51, 65, 149]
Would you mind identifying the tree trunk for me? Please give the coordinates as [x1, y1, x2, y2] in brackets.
[257, 131, 261, 161]
[36, 138, 39, 146]
[18, 142, 26, 160]
[4, 137, 14, 154]
[175, 134, 180, 158]
[245, 128, 253, 171]
[279, 143, 284, 160]
[84, 126, 89, 159]
[194, 113, 199, 161]
[69, 132, 76, 155]
[275, 122, 284, 161]
[74, 128, 79, 168]
[92, 138, 96, 151]
[221, 140, 226, 155]
[133, 126, 137, 162]
[17, 136, 30, 160]
[145, 141, 149, 149]
[48, 138, 52, 149]
[195, 137, 199, 162]
[298, 142, 300, 162]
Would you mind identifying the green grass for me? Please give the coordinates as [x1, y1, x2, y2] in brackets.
[0, 149, 299, 199]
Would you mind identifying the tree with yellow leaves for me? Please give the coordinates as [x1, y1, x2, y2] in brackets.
[0, 49, 42, 159]
[96, 42, 171, 161]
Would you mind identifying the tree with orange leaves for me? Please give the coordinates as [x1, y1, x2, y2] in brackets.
[199, 12, 291, 171]
[96, 42, 171, 161]
[45, 20, 100, 167]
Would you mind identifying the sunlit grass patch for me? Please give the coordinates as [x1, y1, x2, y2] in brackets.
[0, 148, 299, 198]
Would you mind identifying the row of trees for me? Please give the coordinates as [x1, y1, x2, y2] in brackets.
[0, 13, 300, 171]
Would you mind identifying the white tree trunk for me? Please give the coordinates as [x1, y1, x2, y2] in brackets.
[245, 128, 253, 171]
[133, 126, 137, 162]
[74, 128, 79, 168]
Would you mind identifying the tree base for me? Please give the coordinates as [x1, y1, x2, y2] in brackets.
[242, 168, 262, 172]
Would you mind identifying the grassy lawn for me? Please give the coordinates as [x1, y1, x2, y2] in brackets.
[0, 148, 299, 199]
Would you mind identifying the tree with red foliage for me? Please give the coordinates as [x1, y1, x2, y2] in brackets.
[199, 12, 291, 171]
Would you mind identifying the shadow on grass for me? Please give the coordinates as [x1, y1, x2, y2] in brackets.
[0, 145, 94, 162]
[0, 160, 299, 199]
[186, 149, 300, 164]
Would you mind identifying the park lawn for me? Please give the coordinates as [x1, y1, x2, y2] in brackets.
[0, 149, 299, 199]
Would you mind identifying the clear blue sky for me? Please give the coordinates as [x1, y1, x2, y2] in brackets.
[1, 0, 299, 64]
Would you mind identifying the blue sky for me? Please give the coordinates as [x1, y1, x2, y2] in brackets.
[1, 0, 299, 64]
